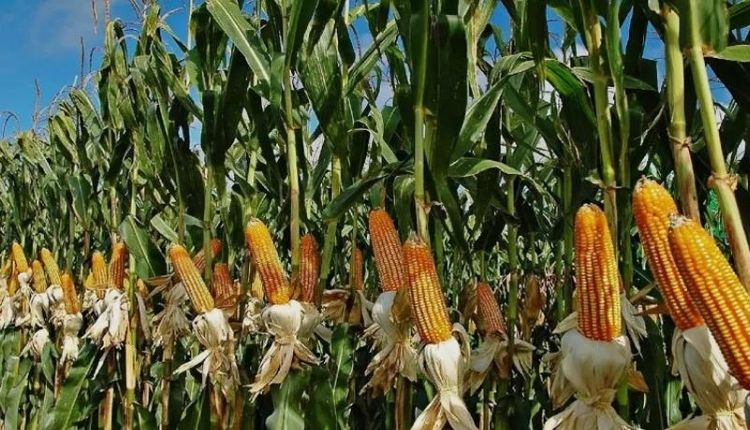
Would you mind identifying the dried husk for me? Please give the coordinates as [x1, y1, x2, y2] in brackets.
[322, 289, 373, 326]
[466, 332, 535, 393]
[250, 300, 318, 396]
[153, 283, 190, 357]
[84, 288, 129, 349]
[14, 271, 33, 327]
[669, 325, 747, 429]
[544, 330, 636, 430]
[241, 295, 265, 335]
[22, 328, 50, 359]
[362, 291, 417, 395]
[60, 313, 83, 364]
[411, 328, 478, 430]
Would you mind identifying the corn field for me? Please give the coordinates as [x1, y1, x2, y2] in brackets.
[5, 0, 750, 429]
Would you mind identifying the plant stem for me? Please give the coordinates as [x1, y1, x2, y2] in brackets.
[282, 9, 301, 278]
[413, 0, 430, 243]
[685, 0, 750, 289]
[317, 156, 342, 306]
[395, 377, 412, 430]
[663, 6, 701, 222]
[506, 177, 519, 373]
[203, 164, 214, 283]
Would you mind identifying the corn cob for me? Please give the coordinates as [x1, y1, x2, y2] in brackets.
[40, 248, 62, 285]
[8, 270, 18, 296]
[61, 273, 80, 314]
[0, 258, 11, 278]
[633, 179, 704, 330]
[574, 204, 621, 342]
[91, 251, 109, 290]
[192, 239, 223, 275]
[84, 272, 95, 290]
[169, 244, 215, 313]
[668, 215, 750, 389]
[31, 260, 47, 293]
[369, 209, 407, 292]
[475, 282, 506, 336]
[352, 246, 365, 291]
[109, 242, 128, 290]
[212, 263, 237, 307]
[11, 242, 28, 273]
[245, 219, 291, 305]
[298, 234, 320, 303]
[403, 235, 453, 344]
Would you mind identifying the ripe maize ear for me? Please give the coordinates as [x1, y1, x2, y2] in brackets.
[212, 263, 237, 308]
[169, 244, 215, 314]
[633, 179, 704, 330]
[574, 204, 621, 342]
[11, 242, 28, 273]
[40, 248, 62, 286]
[298, 234, 320, 303]
[476, 282, 506, 336]
[369, 209, 407, 292]
[352, 247, 364, 291]
[8, 270, 18, 296]
[192, 239, 223, 275]
[245, 219, 291, 305]
[31, 260, 47, 293]
[91, 251, 109, 290]
[668, 215, 750, 389]
[403, 235, 453, 344]
[109, 242, 128, 290]
[61, 273, 79, 314]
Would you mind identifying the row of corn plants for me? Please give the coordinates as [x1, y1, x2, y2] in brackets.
[4, 0, 750, 429]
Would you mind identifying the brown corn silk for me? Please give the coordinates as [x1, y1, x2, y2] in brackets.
[245, 219, 291, 305]
[403, 236, 453, 344]
[668, 215, 750, 389]
[299, 234, 320, 303]
[169, 244, 215, 314]
[40, 248, 62, 285]
[574, 204, 621, 341]
[632, 179, 704, 330]
[368, 209, 407, 292]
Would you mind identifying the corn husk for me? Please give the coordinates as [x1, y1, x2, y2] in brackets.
[298, 302, 329, 344]
[84, 288, 129, 349]
[21, 328, 50, 359]
[544, 329, 636, 430]
[668, 325, 747, 429]
[466, 332, 535, 393]
[60, 313, 83, 364]
[174, 308, 239, 398]
[411, 325, 478, 430]
[322, 289, 373, 326]
[241, 295, 265, 335]
[362, 291, 417, 395]
[250, 300, 318, 396]
[13, 270, 33, 327]
[153, 283, 190, 357]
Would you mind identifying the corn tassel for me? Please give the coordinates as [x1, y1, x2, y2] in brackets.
[403, 235, 453, 344]
[369, 209, 407, 292]
[169, 244, 215, 314]
[109, 242, 128, 291]
[62, 274, 80, 315]
[574, 204, 621, 342]
[633, 178, 704, 331]
[31, 260, 47, 294]
[40, 248, 62, 286]
[668, 215, 750, 390]
[245, 219, 291, 305]
[298, 234, 320, 303]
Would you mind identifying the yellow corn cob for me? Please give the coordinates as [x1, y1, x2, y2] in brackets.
[369, 209, 408, 292]
[574, 204, 621, 342]
[136, 279, 149, 298]
[169, 244, 215, 313]
[31, 260, 47, 293]
[192, 239, 223, 275]
[40, 248, 62, 285]
[91, 251, 109, 290]
[352, 247, 364, 291]
[212, 263, 232, 298]
[11, 242, 28, 273]
[61, 273, 80, 314]
[84, 272, 94, 290]
[633, 179, 704, 330]
[109, 242, 128, 290]
[0, 258, 11, 278]
[8, 270, 18, 296]
[299, 234, 320, 303]
[669, 215, 750, 389]
[403, 235, 453, 344]
[245, 219, 291, 305]
[475, 282, 506, 336]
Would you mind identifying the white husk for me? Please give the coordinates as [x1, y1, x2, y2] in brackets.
[411, 334, 478, 430]
[544, 330, 636, 430]
[14, 272, 33, 327]
[152, 283, 190, 357]
[669, 325, 748, 429]
[29, 291, 50, 328]
[174, 308, 239, 398]
[84, 288, 129, 349]
[46, 285, 66, 327]
[466, 333, 535, 393]
[0, 278, 15, 330]
[298, 302, 324, 342]
[61, 313, 83, 364]
[250, 300, 318, 396]
[241, 296, 265, 335]
[21, 328, 50, 358]
[362, 291, 417, 395]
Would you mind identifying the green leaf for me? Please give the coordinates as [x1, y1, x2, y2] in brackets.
[3, 357, 32, 430]
[322, 161, 409, 220]
[266, 371, 308, 430]
[454, 79, 503, 160]
[347, 21, 398, 93]
[150, 213, 180, 244]
[178, 389, 210, 430]
[712, 45, 750, 62]
[46, 343, 97, 429]
[119, 216, 166, 279]
[67, 176, 92, 227]
[307, 325, 354, 429]
[287, 0, 319, 67]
